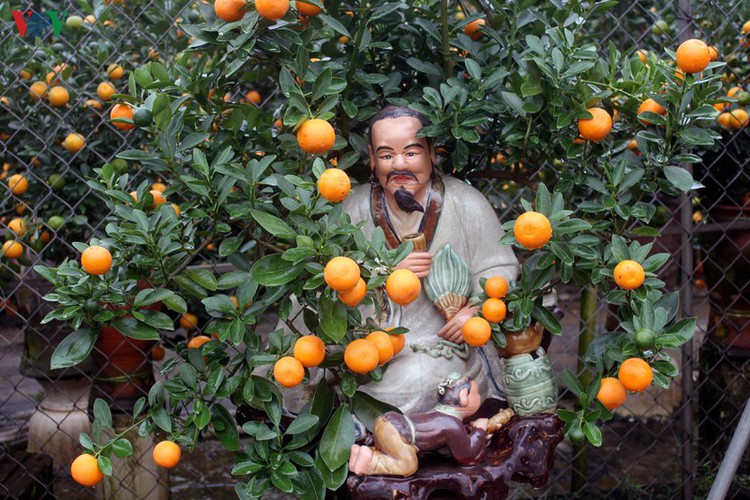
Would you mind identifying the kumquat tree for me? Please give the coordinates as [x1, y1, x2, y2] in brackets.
[22, 0, 737, 497]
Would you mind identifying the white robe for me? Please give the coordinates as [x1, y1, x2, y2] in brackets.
[340, 175, 519, 414]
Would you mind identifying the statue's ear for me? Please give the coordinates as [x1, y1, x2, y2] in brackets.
[368, 146, 376, 171]
[459, 388, 469, 407]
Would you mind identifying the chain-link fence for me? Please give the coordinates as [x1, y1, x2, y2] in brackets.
[2, 0, 750, 498]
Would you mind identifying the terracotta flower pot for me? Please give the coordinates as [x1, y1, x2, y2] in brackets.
[91, 325, 155, 415]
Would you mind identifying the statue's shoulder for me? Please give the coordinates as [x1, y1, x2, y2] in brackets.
[441, 176, 491, 212]
[342, 182, 372, 211]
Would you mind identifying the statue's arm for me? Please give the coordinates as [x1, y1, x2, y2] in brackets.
[462, 187, 520, 295]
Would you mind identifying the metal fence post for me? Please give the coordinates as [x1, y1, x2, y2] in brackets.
[677, 0, 695, 498]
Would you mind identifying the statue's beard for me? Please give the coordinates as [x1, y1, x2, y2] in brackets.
[394, 187, 424, 213]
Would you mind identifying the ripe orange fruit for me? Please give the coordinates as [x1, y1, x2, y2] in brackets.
[81, 245, 113, 275]
[8, 218, 27, 236]
[29, 81, 48, 100]
[274, 356, 305, 387]
[514, 211, 552, 250]
[293, 335, 326, 367]
[107, 64, 124, 80]
[255, 0, 289, 20]
[708, 45, 719, 61]
[273, 118, 283, 129]
[152, 182, 167, 192]
[365, 330, 394, 365]
[245, 90, 261, 105]
[85, 99, 103, 111]
[338, 277, 366, 306]
[717, 112, 733, 129]
[727, 109, 749, 129]
[464, 18, 486, 40]
[170, 203, 181, 216]
[385, 269, 421, 306]
[297, 1, 322, 16]
[297, 119, 336, 154]
[317, 168, 351, 202]
[152, 441, 181, 468]
[2, 240, 23, 259]
[389, 333, 406, 355]
[97, 82, 117, 101]
[613, 260, 645, 290]
[728, 86, 742, 98]
[713, 102, 729, 112]
[110, 104, 135, 130]
[63, 133, 85, 153]
[71, 453, 104, 486]
[152, 344, 166, 361]
[597, 377, 627, 410]
[8, 174, 28, 195]
[637, 98, 666, 125]
[462, 317, 492, 347]
[484, 276, 509, 299]
[618, 358, 653, 392]
[344, 339, 379, 374]
[676, 39, 710, 74]
[323, 256, 360, 292]
[187, 335, 211, 349]
[179, 312, 199, 330]
[150, 189, 167, 208]
[577, 108, 613, 142]
[636, 49, 648, 62]
[48, 86, 70, 107]
[482, 298, 507, 323]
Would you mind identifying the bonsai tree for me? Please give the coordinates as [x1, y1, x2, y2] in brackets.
[35, 0, 723, 496]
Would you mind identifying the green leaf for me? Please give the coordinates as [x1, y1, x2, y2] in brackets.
[50, 328, 97, 369]
[98, 456, 113, 477]
[133, 288, 173, 308]
[242, 422, 277, 441]
[315, 455, 348, 490]
[501, 92, 527, 117]
[319, 14, 351, 38]
[562, 369, 585, 397]
[351, 391, 401, 432]
[185, 268, 218, 291]
[219, 236, 244, 257]
[318, 295, 347, 342]
[151, 407, 172, 432]
[250, 209, 296, 240]
[583, 421, 603, 447]
[251, 254, 303, 286]
[319, 404, 355, 471]
[285, 414, 319, 435]
[663, 166, 696, 193]
[112, 438, 134, 458]
[110, 317, 160, 340]
[140, 309, 174, 331]
[212, 404, 240, 451]
[532, 305, 563, 335]
[406, 57, 443, 76]
[94, 398, 113, 430]
[218, 271, 251, 289]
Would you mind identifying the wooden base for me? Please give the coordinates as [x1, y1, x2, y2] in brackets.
[347, 413, 564, 500]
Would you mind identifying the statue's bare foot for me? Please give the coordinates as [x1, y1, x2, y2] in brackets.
[349, 445, 373, 475]
[349, 445, 361, 472]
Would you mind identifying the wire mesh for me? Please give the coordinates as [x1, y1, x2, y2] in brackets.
[1, 0, 750, 499]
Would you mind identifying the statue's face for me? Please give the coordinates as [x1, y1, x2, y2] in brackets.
[368, 116, 435, 200]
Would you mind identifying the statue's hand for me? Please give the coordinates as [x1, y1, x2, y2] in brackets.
[470, 417, 489, 432]
[437, 304, 479, 343]
[395, 251, 432, 278]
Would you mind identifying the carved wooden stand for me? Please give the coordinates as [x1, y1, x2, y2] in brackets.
[347, 413, 564, 499]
